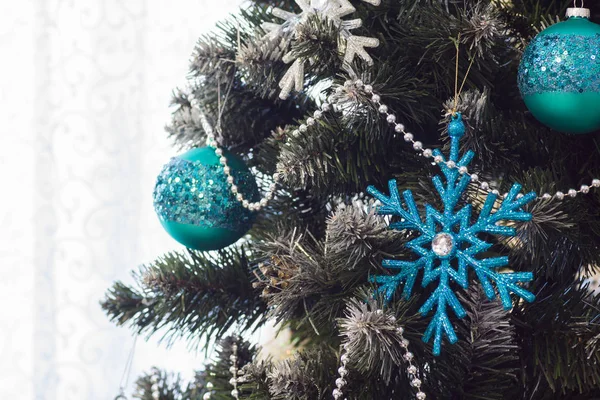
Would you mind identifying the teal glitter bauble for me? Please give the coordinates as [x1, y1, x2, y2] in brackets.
[153, 147, 259, 251]
[518, 15, 600, 134]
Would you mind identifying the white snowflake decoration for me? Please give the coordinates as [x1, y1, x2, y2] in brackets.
[263, 0, 381, 99]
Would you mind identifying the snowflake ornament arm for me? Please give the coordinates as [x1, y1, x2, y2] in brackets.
[367, 113, 537, 356]
[263, 0, 381, 99]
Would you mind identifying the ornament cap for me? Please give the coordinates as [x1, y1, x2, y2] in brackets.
[448, 113, 466, 138]
[566, 7, 590, 18]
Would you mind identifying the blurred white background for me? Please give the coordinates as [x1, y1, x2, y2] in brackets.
[0, 1, 244, 398]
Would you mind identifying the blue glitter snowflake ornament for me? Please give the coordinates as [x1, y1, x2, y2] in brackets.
[367, 114, 537, 355]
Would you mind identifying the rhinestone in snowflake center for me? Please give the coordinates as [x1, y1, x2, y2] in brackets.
[431, 233, 455, 257]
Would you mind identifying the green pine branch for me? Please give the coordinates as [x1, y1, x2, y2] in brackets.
[514, 280, 600, 397]
[133, 368, 206, 400]
[132, 337, 256, 400]
[254, 201, 409, 338]
[101, 248, 267, 348]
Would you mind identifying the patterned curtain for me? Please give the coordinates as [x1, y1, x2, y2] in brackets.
[0, 1, 243, 398]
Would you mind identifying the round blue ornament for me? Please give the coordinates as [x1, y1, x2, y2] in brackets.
[153, 147, 259, 251]
[518, 9, 600, 134]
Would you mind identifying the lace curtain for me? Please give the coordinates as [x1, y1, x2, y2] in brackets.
[0, 1, 242, 398]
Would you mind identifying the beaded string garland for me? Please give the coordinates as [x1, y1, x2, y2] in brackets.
[229, 340, 241, 400]
[201, 339, 241, 400]
[193, 98, 282, 212]
[191, 78, 600, 215]
[333, 309, 427, 400]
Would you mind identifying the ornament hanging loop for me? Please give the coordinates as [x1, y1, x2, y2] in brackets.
[448, 113, 466, 139]
[449, 34, 475, 118]
[566, 1, 590, 18]
[113, 335, 138, 400]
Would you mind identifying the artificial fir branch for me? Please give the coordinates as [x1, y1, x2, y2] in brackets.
[237, 359, 272, 399]
[495, 0, 571, 42]
[101, 248, 267, 348]
[454, 286, 519, 400]
[189, 35, 237, 83]
[250, 187, 331, 242]
[166, 6, 312, 150]
[254, 227, 341, 337]
[107, 0, 600, 397]
[460, 3, 506, 57]
[336, 287, 521, 398]
[133, 337, 256, 400]
[338, 297, 413, 384]
[203, 336, 256, 399]
[254, 201, 407, 337]
[168, 82, 309, 151]
[133, 368, 206, 400]
[275, 106, 405, 197]
[513, 280, 600, 397]
[266, 348, 337, 400]
[325, 200, 403, 273]
[165, 89, 208, 149]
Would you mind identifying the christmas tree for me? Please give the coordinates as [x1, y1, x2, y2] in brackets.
[102, 1, 600, 398]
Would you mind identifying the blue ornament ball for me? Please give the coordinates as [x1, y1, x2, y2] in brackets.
[518, 14, 600, 134]
[153, 147, 259, 251]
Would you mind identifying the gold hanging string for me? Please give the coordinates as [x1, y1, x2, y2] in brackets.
[450, 34, 476, 116]
[453, 34, 460, 113]
[214, 24, 240, 136]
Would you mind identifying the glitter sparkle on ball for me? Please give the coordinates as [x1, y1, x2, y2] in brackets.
[153, 147, 259, 251]
[518, 8, 600, 134]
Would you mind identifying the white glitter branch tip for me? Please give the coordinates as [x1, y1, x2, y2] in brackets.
[269, 0, 381, 97]
[279, 58, 305, 99]
[296, 0, 311, 12]
[342, 19, 362, 30]
[332, 0, 357, 19]
[272, 7, 298, 20]
[262, 22, 282, 33]
[344, 36, 380, 65]
[282, 52, 296, 64]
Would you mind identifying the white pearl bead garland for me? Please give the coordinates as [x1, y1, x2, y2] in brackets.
[192, 78, 600, 214]
[354, 81, 600, 203]
[332, 348, 349, 400]
[201, 339, 240, 400]
[191, 92, 340, 211]
[192, 96, 288, 211]
[230, 341, 240, 400]
[333, 310, 426, 400]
